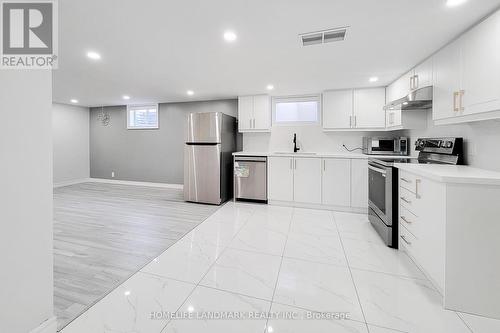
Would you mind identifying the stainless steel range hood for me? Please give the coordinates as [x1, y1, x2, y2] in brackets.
[385, 86, 433, 111]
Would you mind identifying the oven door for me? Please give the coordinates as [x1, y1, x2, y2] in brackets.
[368, 162, 393, 226]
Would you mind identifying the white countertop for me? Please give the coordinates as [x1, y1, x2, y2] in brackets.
[394, 163, 500, 185]
[232, 151, 417, 160]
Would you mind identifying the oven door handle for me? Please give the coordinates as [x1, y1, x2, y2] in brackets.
[368, 165, 387, 175]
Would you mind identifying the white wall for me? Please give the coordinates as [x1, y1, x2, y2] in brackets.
[243, 124, 404, 154]
[0, 71, 54, 332]
[53, 103, 90, 184]
[405, 111, 500, 172]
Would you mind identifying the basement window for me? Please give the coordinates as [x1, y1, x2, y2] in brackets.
[127, 104, 159, 129]
[272, 95, 320, 126]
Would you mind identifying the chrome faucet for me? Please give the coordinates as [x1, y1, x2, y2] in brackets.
[293, 133, 300, 153]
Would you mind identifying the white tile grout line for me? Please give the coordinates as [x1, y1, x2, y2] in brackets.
[158, 203, 262, 332]
[332, 211, 371, 333]
[262, 206, 295, 333]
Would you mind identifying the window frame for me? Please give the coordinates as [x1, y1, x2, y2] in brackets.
[126, 104, 159, 130]
[272, 94, 321, 126]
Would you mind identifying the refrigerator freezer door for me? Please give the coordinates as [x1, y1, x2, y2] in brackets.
[186, 112, 222, 143]
[184, 144, 221, 204]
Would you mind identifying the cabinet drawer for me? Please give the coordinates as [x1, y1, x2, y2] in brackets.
[399, 224, 418, 257]
[399, 205, 420, 238]
[399, 171, 418, 193]
[399, 186, 419, 216]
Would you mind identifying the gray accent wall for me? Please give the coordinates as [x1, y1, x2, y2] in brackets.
[90, 99, 238, 184]
[53, 103, 90, 184]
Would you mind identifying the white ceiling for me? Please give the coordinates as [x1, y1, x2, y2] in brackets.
[53, 0, 500, 107]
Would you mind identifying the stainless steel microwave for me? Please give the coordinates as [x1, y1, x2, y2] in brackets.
[363, 137, 409, 156]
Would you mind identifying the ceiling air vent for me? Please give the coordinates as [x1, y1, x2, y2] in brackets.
[300, 27, 348, 47]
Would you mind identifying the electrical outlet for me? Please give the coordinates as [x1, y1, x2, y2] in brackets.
[111, 171, 115, 178]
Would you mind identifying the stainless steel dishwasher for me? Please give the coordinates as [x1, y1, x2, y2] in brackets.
[234, 156, 267, 203]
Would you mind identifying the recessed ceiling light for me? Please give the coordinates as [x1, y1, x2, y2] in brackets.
[122, 95, 130, 100]
[266, 84, 275, 91]
[187, 90, 194, 96]
[124, 290, 131, 296]
[86, 51, 101, 60]
[223, 30, 237, 42]
[70, 99, 79, 104]
[369, 77, 379, 83]
[446, 0, 467, 7]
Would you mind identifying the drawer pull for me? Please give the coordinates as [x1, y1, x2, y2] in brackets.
[400, 235, 412, 245]
[400, 178, 412, 183]
[400, 197, 412, 204]
[401, 216, 412, 224]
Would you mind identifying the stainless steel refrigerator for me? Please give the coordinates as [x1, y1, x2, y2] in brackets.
[184, 112, 237, 205]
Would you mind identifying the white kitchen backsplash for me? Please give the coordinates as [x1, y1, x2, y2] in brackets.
[404, 111, 500, 172]
[242, 124, 404, 154]
[242, 110, 500, 172]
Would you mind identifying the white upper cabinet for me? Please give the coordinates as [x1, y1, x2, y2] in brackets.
[461, 10, 500, 115]
[322, 89, 353, 129]
[253, 95, 272, 130]
[433, 38, 463, 121]
[238, 95, 271, 132]
[386, 57, 433, 104]
[323, 88, 385, 130]
[413, 57, 433, 89]
[238, 96, 254, 131]
[433, 10, 500, 125]
[293, 158, 322, 204]
[353, 88, 386, 129]
[387, 70, 413, 103]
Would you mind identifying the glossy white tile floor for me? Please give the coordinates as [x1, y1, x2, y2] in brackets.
[60, 202, 500, 333]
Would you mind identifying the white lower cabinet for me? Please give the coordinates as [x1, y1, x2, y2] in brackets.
[268, 156, 294, 202]
[322, 158, 351, 207]
[351, 159, 368, 208]
[294, 158, 322, 204]
[267, 156, 368, 211]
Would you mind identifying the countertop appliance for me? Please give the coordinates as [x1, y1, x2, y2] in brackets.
[363, 137, 408, 156]
[184, 112, 237, 205]
[368, 137, 463, 248]
[234, 156, 267, 203]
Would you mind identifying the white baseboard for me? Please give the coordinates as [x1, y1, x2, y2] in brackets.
[88, 178, 184, 190]
[29, 316, 57, 333]
[53, 178, 92, 188]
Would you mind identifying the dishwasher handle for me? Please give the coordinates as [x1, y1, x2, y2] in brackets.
[234, 156, 267, 162]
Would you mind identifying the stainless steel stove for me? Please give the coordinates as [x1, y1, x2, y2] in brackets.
[368, 138, 464, 248]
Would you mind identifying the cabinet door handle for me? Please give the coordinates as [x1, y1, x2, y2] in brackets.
[323, 160, 326, 171]
[349, 115, 352, 128]
[290, 159, 292, 170]
[400, 235, 411, 245]
[400, 178, 411, 183]
[415, 179, 421, 199]
[354, 115, 357, 127]
[409, 76, 414, 90]
[414, 75, 419, 89]
[453, 92, 460, 112]
[459, 90, 465, 112]
[400, 196, 412, 204]
[294, 159, 297, 169]
[401, 216, 412, 224]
